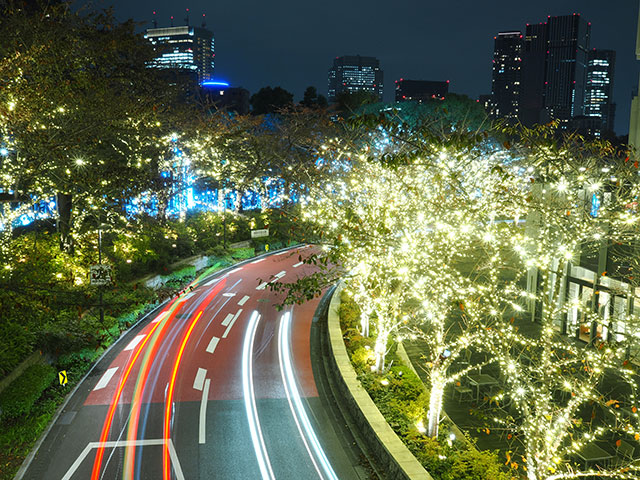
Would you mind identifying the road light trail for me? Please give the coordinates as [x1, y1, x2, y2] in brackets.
[278, 311, 339, 480]
[242, 311, 275, 480]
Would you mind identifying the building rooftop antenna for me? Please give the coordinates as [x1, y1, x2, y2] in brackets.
[185, 8, 190, 26]
[170, 15, 174, 27]
[202, 13, 206, 28]
[152, 10, 157, 28]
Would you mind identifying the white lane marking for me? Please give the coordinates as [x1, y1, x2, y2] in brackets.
[199, 378, 211, 444]
[205, 278, 220, 287]
[193, 368, 207, 391]
[123, 334, 145, 351]
[251, 258, 265, 264]
[275, 251, 289, 256]
[238, 295, 251, 306]
[222, 292, 236, 297]
[168, 439, 186, 480]
[274, 270, 286, 279]
[62, 439, 184, 480]
[222, 309, 243, 339]
[279, 312, 339, 479]
[206, 336, 220, 354]
[221, 313, 235, 326]
[242, 312, 275, 480]
[256, 282, 268, 290]
[94, 367, 119, 391]
[152, 312, 168, 323]
[227, 267, 243, 275]
[293, 261, 304, 268]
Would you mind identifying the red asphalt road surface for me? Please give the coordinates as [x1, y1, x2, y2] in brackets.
[85, 245, 322, 477]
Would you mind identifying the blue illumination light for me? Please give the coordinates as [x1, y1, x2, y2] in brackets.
[591, 193, 601, 217]
[201, 81, 230, 88]
[0, 148, 8, 156]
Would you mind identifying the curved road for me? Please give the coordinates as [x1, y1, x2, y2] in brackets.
[21, 246, 365, 480]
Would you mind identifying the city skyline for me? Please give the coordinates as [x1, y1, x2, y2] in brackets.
[103, 0, 637, 134]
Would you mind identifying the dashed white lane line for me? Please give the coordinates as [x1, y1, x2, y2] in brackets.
[238, 295, 250, 306]
[193, 368, 207, 391]
[251, 258, 265, 264]
[293, 261, 304, 268]
[206, 336, 220, 354]
[227, 267, 243, 275]
[222, 312, 242, 338]
[274, 270, 286, 279]
[151, 312, 167, 323]
[256, 282, 268, 290]
[199, 378, 211, 444]
[222, 313, 234, 326]
[94, 367, 119, 391]
[123, 335, 145, 351]
[275, 251, 289, 256]
[222, 292, 236, 297]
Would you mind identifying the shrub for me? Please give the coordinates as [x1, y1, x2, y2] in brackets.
[0, 322, 35, 377]
[230, 247, 255, 260]
[0, 363, 56, 420]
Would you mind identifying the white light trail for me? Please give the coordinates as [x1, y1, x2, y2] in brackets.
[242, 311, 275, 480]
[278, 311, 338, 480]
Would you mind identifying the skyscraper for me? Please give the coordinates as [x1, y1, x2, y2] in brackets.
[145, 25, 215, 83]
[491, 31, 523, 122]
[327, 55, 384, 103]
[630, 4, 640, 150]
[519, 14, 591, 128]
[520, 23, 548, 126]
[544, 14, 591, 124]
[584, 49, 616, 134]
[395, 79, 449, 103]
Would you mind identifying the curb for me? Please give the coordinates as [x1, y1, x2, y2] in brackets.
[327, 283, 433, 480]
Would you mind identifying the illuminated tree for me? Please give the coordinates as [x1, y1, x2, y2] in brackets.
[0, 2, 178, 252]
[482, 126, 640, 479]
[278, 112, 525, 438]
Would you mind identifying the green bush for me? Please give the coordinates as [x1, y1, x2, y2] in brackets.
[0, 322, 35, 377]
[231, 247, 255, 260]
[0, 363, 56, 420]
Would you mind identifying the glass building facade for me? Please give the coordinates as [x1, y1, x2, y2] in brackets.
[327, 55, 383, 103]
[491, 31, 523, 122]
[584, 49, 616, 135]
[145, 26, 215, 83]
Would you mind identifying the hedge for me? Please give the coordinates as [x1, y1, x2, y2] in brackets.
[0, 363, 56, 420]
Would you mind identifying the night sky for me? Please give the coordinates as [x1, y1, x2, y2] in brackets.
[102, 0, 639, 135]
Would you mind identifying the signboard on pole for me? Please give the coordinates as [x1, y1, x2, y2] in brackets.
[251, 229, 269, 238]
[90, 265, 112, 286]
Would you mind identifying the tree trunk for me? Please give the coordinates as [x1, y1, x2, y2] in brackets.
[374, 329, 388, 373]
[57, 192, 74, 254]
[426, 372, 446, 438]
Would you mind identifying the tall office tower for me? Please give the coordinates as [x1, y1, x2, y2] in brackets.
[630, 3, 640, 150]
[520, 23, 548, 126]
[544, 14, 591, 125]
[145, 25, 215, 83]
[395, 79, 449, 102]
[327, 55, 384, 102]
[491, 31, 522, 122]
[584, 49, 616, 135]
[520, 15, 590, 127]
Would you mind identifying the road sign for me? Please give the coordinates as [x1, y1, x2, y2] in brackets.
[59, 370, 68, 386]
[90, 265, 112, 286]
[251, 228, 269, 238]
